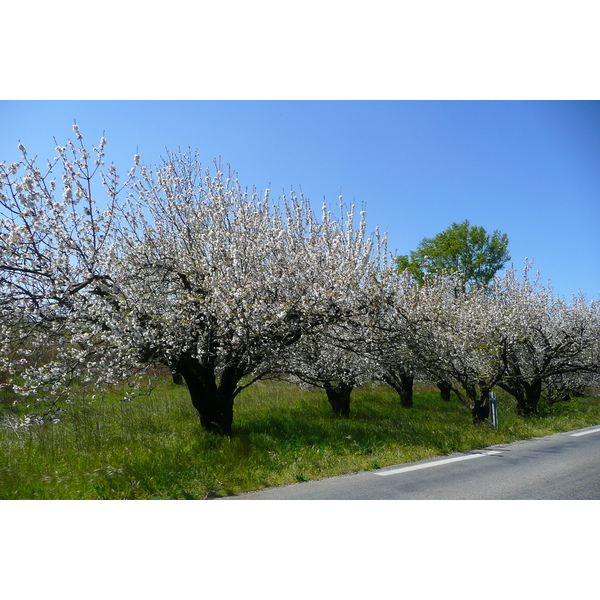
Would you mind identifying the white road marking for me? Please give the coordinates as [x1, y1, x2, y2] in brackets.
[570, 427, 600, 437]
[373, 450, 502, 477]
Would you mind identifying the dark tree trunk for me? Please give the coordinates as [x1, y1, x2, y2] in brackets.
[471, 384, 490, 424]
[176, 357, 240, 435]
[383, 371, 414, 408]
[519, 392, 541, 416]
[500, 378, 542, 416]
[324, 381, 353, 417]
[447, 381, 493, 425]
[398, 373, 414, 408]
[437, 380, 452, 402]
[520, 379, 543, 416]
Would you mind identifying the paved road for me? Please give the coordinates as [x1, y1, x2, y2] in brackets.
[221, 425, 600, 499]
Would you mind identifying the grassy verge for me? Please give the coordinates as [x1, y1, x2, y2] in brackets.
[1, 379, 599, 499]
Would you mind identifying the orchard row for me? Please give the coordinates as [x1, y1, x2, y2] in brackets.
[1, 129, 598, 433]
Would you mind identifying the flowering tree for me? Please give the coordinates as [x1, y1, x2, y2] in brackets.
[422, 281, 512, 422]
[277, 321, 378, 417]
[0, 129, 382, 434]
[270, 215, 387, 417]
[411, 263, 600, 420]
[395, 220, 511, 405]
[495, 264, 600, 415]
[368, 268, 512, 423]
[364, 269, 431, 408]
[0, 129, 133, 413]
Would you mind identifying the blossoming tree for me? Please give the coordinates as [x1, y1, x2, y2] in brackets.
[495, 264, 600, 415]
[0, 128, 383, 434]
[276, 321, 379, 417]
[364, 269, 432, 408]
[406, 263, 600, 421]
[420, 278, 512, 422]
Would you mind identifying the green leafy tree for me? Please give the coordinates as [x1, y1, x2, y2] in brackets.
[395, 220, 510, 292]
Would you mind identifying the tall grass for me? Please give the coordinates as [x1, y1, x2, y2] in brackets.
[1, 379, 599, 499]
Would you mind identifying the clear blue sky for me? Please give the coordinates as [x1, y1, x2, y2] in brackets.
[1, 100, 599, 299]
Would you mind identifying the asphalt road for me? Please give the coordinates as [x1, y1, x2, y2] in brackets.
[221, 424, 600, 499]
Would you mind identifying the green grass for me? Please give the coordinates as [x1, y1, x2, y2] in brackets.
[1, 379, 599, 499]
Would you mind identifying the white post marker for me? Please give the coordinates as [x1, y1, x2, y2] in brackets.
[489, 391, 498, 428]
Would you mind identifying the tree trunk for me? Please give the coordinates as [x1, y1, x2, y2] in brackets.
[176, 357, 239, 435]
[324, 381, 353, 417]
[171, 370, 184, 385]
[446, 381, 492, 424]
[520, 379, 542, 416]
[437, 380, 452, 402]
[383, 370, 414, 408]
[398, 373, 414, 408]
[500, 378, 542, 416]
[472, 385, 490, 424]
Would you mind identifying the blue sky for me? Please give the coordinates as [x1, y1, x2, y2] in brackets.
[2, 100, 598, 299]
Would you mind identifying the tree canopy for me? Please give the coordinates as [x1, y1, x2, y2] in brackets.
[0, 128, 384, 434]
[395, 219, 510, 291]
